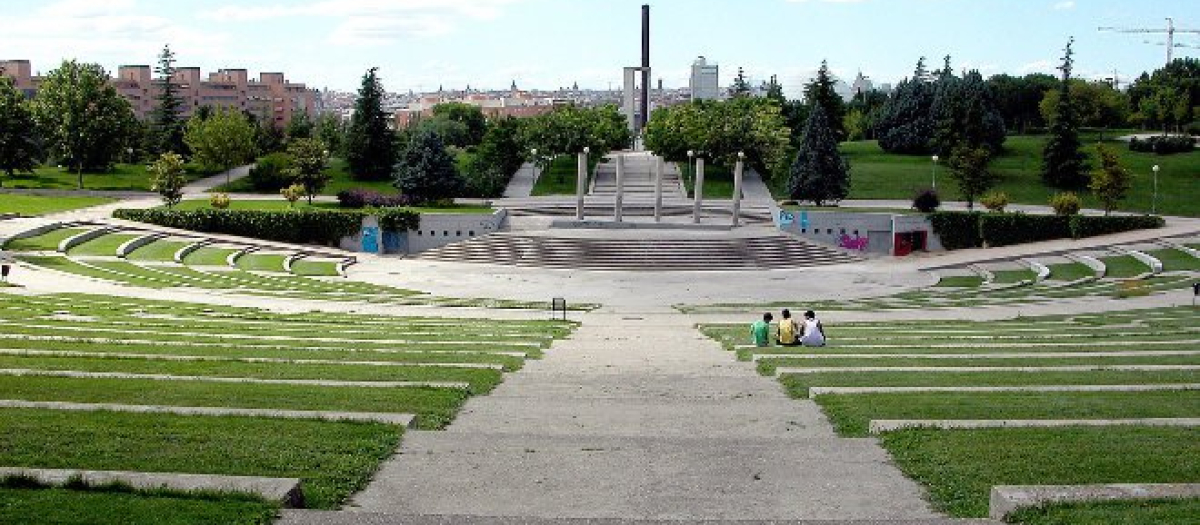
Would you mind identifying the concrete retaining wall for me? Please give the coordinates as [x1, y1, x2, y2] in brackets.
[340, 210, 505, 255]
[774, 210, 944, 256]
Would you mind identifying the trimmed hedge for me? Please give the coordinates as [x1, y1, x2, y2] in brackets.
[980, 213, 1071, 247]
[113, 208, 419, 245]
[1070, 215, 1164, 239]
[1129, 135, 1195, 154]
[928, 212, 982, 250]
[927, 211, 1164, 250]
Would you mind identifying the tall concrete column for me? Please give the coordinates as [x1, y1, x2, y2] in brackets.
[731, 152, 745, 227]
[614, 154, 624, 223]
[653, 157, 664, 223]
[575, 148, 589, 221]
[692, 157, 705, 224]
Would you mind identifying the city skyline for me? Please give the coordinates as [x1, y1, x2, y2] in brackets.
[2, 0, 1198, 98]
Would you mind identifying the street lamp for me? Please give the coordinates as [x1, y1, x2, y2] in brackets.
[1152, 164, 1160, 215]
[531, 148, 539, 181]
[686, 149, 695, 191]
[931, 155, 939, 191]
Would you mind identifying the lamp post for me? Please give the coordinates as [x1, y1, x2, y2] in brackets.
[1152, 164, 1160, 215]
[931, 155, 939, 191]
[576, 147, 588, 220]
[686, 150, 695, 191]
[530, 148, 539, 182]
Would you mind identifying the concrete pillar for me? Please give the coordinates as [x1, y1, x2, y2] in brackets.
[731, 153, 744, 227]
[575, 149, 588, 221]
[614, 154, 624, 223]
[692, 157, 705, 224]
[653, 157, 664, 223]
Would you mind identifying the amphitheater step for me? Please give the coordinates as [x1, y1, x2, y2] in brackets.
[279, 512, 997, 525]
[416, 232, 859, 270]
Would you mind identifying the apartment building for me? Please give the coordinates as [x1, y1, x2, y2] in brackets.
[1, 59, 315, 128]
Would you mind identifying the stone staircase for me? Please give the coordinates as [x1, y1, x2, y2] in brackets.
[415, 232, 859, 271]
[590, 152, 686, 199]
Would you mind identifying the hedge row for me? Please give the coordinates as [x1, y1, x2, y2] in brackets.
[113, 208, 420, 245]
[929, 211, 1164, 249]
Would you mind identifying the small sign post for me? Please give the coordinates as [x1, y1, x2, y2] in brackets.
[1192, 282, 1198, 306]
[551, 297, 567, 321]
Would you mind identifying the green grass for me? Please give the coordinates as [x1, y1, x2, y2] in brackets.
[211, 155, 479, 197]
[1046, 262, 1096, 281]
[1149, 249, 1200, 272]
[1100, 255, 1151, 278]
[991, 269, 1037, 284]
[0, 409, 401, 509]
[815, 390, 1200, 437]
[935, 275, 984, 287]
[182, 247, 236, 266]
[531, 155, 598, 196]
[170, 198, 493, 214]
[2, 227, 87, 252]
[1007, 497, 1200, 524]
[0, 194, 115, 216]
[126, 240, 194, 262]
[4, 163, 212, 191]
[66, 233, 143, 257]
[780, 204, 920, 214]
[0, 484, 278, 525]
[836, 132, 1200, 217]
[681, 163, 734, 199]
[881, 427, 1200, 517]
[780, 370, 1200, 398]
[235, 253, 287, 273]
[291, 259, 340, 276]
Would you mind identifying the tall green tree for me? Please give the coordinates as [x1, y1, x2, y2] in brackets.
[764, 75, 785, 105]
[0, 77, 41, 186]
[286, 138, 330, 204]
[931, 68, 1007, 155]
[315, 113, 345, 156]
[520, 105, 631, 160]
[947, 145, 998, 210]
[465, 116, 527, 197]
[1127, 58, 1198, 133]
[431, 102, 486, 147]
[31, 60, 136, 188]
[876, 57, 936, 153]
[1089, 144, 1132, 216]
[345, 67, 396, 180]
[1041, 37, 1089, 188]
[643, 98, 790, 180]
[184, 108, 256, 185]
[393, 129, 464, 203]
[988, 73, 1057, 133]
[788, 104, 849, 205]
[803, 60, 846, 141]
[151, 44, 186, 155]
[1039, 80, 1130, 139]
[148, 152, 187, 207]
[286, 110, 314, 140]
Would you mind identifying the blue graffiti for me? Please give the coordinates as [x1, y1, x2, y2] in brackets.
[779, 210, 794, 225]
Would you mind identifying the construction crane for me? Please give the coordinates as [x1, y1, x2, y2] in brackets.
[1099, 17, 1200, 64]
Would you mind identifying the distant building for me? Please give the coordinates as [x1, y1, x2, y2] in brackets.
[851, 71, 873, 97]
[1, 59, 315, 128]
[689, 56, 720, 101]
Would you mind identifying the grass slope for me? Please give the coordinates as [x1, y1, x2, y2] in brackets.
[0, 195, 114, 216]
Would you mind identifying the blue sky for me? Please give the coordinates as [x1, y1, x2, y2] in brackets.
[2, 0, 1197, 96]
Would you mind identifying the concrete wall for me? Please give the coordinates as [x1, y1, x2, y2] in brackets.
[775, 209, 943, 256]
[340, 210, 507, 255]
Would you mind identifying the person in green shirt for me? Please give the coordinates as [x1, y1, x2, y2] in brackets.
[750, 312, 773, 347]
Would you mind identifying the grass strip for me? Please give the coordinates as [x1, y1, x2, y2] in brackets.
[0, 485, 277, 525]
[2, 228, 87, 251]
[881, 427, 1200, 517]
[991, 269, 1037, 284]
[1148, 249, 1200, 272]
[1045, 262, 1095, 281]
[126, 240, 194, 262]
[291, 259, 341, 276]
[0, 195, 114, 217]
[236, 254, 287, 273]
[934, 275, 984, 288]
[1006, 497, 1200, 525]
[1101, 255, 1151, 278]
[182, 247, 236, 266]
[67, 234, 142, 256]
[780, 370, 1200, 398]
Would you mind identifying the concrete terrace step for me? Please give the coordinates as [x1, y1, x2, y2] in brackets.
[416, 233, 859, 270]
[279, 513, 996, 525]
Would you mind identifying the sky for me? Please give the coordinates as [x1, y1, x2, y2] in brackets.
[2, 0, 1198, 97]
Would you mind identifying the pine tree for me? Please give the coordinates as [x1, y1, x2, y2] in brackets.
[0, 77, 41, 186]
[151, 44, 186, 155]
[393, 129, 464, 203]
[803, 60, 847, 141]
[346, 67, 397, 180]
[1041, 37, 1089, 188]
[876, 57, 936, 153]
[1088, 144, 1132, 216]
[788, 104, 849, 205]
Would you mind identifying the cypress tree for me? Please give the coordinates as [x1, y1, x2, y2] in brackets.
[1041, 38, 1089, 188]
[788, 104, 850, 206]
[346, 67, 396, 180]
[151, 44, 186, 155]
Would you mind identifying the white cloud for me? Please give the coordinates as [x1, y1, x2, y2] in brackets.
[1053, 1, 1075, 10]
[786, 0, 866, 3]
[1019, 59, 1056, 75]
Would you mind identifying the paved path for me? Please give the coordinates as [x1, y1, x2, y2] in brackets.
[345, 312, 939, 521]
[503, 162, 537, 198]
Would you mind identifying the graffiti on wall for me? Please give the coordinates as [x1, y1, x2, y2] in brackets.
[361, 226, 380, 253]
[838, 233, 869, 251]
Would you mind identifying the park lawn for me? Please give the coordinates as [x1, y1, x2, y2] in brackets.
[291, 259, 340, 276]
[881, 427, 1200, 517]
[1007, 497, 1200, 525]
[17, 256, 170, 287]
[990, 269, 1037, 284]
[1100, 255, 1151, 278]
[681, 163, 734, 199]
[0, 194, 114, 216]
[2, 227, 87, 251]
[814, 390, 1200, 437]
[0, 484, 278, 525]
[759, 354, 1200, 376]
[67, 233, 143, 257]
[1045, 262, 1096, 281]
[1148, 248, 1200, 272]
[183, 247, 236, 266]
[838, 132, 1200, 217]
[171, 198, 492, 214]
[531, 155, 599, 196]
[779, 370, 1200, 398]
[5, 164, 212, 191]
[126, 240, 193, 262]
[0, 409, 401, 509]
[236, 253, 287, 273]
[934, 275, 983, 287]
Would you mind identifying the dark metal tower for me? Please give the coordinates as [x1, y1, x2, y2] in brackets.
[640, 4, 650, 131]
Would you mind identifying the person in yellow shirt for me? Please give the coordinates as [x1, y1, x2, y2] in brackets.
[777, 309, 799, 346]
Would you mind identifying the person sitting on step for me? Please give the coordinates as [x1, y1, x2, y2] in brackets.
[777, 309, 799, 346]
[750, 312, 773, 347]
[798, 310, 826, 347]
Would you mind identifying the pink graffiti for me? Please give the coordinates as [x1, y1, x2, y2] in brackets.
[838, 234, 869, 251]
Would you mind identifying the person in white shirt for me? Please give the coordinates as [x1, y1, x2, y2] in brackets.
[799, 310, 826, 347]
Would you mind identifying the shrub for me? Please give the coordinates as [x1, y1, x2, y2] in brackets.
[928, 211, 982, 250]
[979, 213, 1071, 247]
[209, 193, 231, 210]
[980, 191, 1009, 212]
[912, 188, 941, 213]
[280, 184, 304, 208]
[377, 208, 420, 231]
[1069, 215, 1164, 239]
[247, 153, 294, 192]
[113, 209, 365, 245]
[1050, 192, 1081, 216]
[336, 189, 412, 208]
[1128, 135, 1195, 155]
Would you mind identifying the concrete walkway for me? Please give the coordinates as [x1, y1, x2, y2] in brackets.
[503, 162, 537, 198]
[344, 312, 939, 521]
